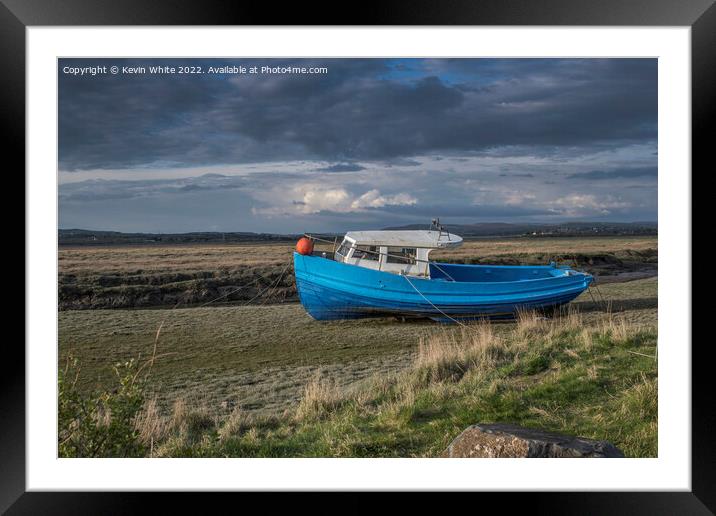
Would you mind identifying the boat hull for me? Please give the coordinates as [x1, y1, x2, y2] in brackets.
[293, 252, 593, 322]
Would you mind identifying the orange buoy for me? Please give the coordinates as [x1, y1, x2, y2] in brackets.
[296, 237, 314, 255]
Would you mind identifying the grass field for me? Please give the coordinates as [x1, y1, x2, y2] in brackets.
[59, 236, 657, 274]
[58, 236, 658, 457]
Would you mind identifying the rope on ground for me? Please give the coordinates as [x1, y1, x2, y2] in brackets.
[243, 263, 291, 306]
[593, 282, 607, 306]
[195, 271, 271, 308]
[151, 271, 269, 344]
[141, 257, 293, 385]
[626, 349, 657, 360]
[587, 276, 608, 312]
[258, 263, 292, 306]
[587, 285, 599, 305]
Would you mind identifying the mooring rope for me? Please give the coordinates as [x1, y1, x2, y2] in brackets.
[256, 263, 293, 306]
[239, 263, 291, 306]
[195, 273, 267, 309]
[593, 282, 607, 306]
[430, 261, 457, 282]
[153, 269, 268, 336]
[142, 262, 292, 385]
[401, 273, 470, 327]
[626, 349, 657, 360]
[587, 285, 599, 305]
[586, 276, 608, 312]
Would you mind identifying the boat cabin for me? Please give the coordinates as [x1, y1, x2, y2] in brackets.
[334, 230, 463, 277]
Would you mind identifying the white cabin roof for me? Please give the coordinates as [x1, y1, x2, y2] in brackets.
[343, 230, 463, 249]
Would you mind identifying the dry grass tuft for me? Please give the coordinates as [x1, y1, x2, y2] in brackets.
[170, 398, 187, 430]
[96, 406, 112, 427]
[218, 406, 252, 441]
[414, 332, 464, 381]
[611, 317, 630, 343]
[295, 374, 346, 421]
[577, 328, 593, 351]
[134, 398, 168, 449]
[552, 305, 583, 332]
[181, 408, 216, 440]
[516, 308, 546, 334]
[414, 321, 503, 384]
[587, 364, 599, 380]
[564, 348, 580, 359]
[619, 373, 657, 419]
[597, 310, 631, 343]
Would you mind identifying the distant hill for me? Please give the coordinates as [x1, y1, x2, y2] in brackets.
[59, 222, 656, 246]
[382, 221, 658, 238]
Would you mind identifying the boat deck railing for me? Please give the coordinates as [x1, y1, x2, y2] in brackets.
[304, 233, 456, 280]
[310, 250, 337, 260]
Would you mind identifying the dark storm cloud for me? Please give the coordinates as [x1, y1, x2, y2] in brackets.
[59, 174, 246, 202]
[316, 163, 367, 172]
[58, 58, 658, 232]
[382, 158, 422, 167]
[566, 166, 657, 180]
[59, 58, 657, 171]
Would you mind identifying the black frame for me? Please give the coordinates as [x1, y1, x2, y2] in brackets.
[5, 0, 711, 512]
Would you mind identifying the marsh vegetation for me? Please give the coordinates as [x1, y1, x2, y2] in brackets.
[58, 237, 657, 457]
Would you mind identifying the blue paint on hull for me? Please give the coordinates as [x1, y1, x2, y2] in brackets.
[293, 252, 593, 322]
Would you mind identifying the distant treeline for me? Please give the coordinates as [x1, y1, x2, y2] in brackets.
[59, 221, 656, 247]
[58, 229, 302, 246]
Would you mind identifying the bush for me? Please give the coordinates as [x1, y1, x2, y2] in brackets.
[58, 356, 147, 457]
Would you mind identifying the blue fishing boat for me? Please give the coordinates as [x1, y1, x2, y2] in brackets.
[293, 227, 593, 322]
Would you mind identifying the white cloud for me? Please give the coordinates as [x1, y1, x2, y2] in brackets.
[251, 184, 350, 216]
[350, 189, 417, 209]
[547, 194, 630, 216]
[503, 192, 537, 205]
[60, 146, 656, 231]
[252, 183, 417, 218]
[301, 188, 351, 213]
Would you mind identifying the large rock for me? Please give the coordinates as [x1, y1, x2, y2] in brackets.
[442, 423, 624, 458]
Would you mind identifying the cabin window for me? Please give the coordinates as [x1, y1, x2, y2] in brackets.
[353, 245, 379, 261]
[336, 241, 352, 258]
[386, 247, 417, 264]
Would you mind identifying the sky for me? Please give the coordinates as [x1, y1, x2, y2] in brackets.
[58, 58, 657, 233]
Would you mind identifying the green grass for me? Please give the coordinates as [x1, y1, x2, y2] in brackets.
[149, 309, 657, 458]
[59, 277, 657, 458]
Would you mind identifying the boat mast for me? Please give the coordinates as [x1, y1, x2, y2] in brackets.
[431, 218, 450, 241]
